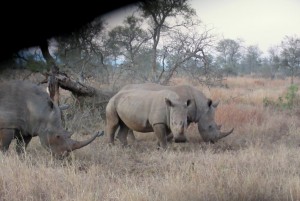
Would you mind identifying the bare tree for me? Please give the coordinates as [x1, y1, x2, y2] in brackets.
[280, 35, 300, 84]
[138, 0, 196, 81]
[241, 45, 262, 74]
[156, 25, 216, 85]
[106, 15, 151, 83]
[54, 19, 107, 83]
[215, 38, 243, 76]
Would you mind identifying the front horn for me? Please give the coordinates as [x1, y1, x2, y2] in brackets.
[217, 128, 234, 140]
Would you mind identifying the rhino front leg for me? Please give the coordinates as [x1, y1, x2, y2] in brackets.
[153, 124, 168, 149]
[15, 132, 32, 154]
[166, 133, 174, 142]
[0, 129, 15, 152]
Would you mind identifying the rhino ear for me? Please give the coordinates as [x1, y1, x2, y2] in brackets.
[165, 98, 173, 107]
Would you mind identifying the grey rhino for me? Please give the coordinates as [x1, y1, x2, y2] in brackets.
[106, 89, 191, 149]
[121, 83, 233, 143]
[0, 80, 103, 157]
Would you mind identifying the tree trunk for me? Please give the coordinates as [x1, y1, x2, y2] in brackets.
[48, 65, 60, 105]
[151, 47, 157, 82]
[40, 40, 60, 104]
[39, 39, 115, 119]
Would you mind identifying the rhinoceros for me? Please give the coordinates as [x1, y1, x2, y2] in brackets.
[0, 80, 103, 157]
[106, 89, 191, 149]
[120, 83, 233, 143]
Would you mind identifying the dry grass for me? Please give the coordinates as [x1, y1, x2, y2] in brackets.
[1, 75, 300, 200]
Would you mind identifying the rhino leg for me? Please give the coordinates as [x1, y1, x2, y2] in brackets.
[116, 129, 136, 142]
[127, 130, 136, 141]
[106, 105, 120, 145]
[166, 133, 174, 142]
[106, 119, 120, 145]
[15, 132, 32, 154]
[0, 129, 15, 152]
[153, 124, 168, 149]
[117, 124, 129, 146]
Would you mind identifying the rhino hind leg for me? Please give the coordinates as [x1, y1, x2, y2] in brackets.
[127, 130, 136, 142]
[0, 129, 15, 152]
[153, 124, 168, 149]
[106, 104, 121, 145]
[15, 132, 32, 154]
[117, 124, 129, 147]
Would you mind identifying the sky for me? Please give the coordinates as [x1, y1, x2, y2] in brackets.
[103, 0, 300, 55]
[190, 0, 300, 54]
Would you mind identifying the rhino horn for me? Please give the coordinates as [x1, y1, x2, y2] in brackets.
[67, 131, 104, 151]
[217, 128, 234, 140]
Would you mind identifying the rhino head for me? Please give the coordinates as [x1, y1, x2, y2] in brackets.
[197, 99, 234, 143]
[166, 98, 192, 143]
[40, 129, 103, 158]
[37, 100, 103, 158]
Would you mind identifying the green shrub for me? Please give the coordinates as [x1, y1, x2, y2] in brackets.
[263, 84, 299, 110]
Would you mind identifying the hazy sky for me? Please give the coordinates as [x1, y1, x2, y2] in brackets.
[103, 0, 300, 54]
[191, 0, 300, 54]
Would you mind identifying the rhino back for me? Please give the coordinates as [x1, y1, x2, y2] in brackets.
[0, 80, 58, 134]
[113, 89, 173, 132]
[121, 83, 163, 91]
[121, 83, 208, 122]
[0, 81, 28, 129]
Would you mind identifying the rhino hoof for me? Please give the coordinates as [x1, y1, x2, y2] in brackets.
[174, 136, 188, 143]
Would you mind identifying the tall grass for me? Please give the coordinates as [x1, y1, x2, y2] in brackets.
[1, 75, 300, 200]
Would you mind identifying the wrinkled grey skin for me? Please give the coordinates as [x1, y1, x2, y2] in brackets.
[0, 80, 103, 157]
[121, 83, 233, 143]
[106, 89, 191, 149]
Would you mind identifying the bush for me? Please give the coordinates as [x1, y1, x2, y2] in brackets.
[263, 84, 299, 110]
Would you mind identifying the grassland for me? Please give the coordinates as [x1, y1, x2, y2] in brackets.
[1, 74, 300, 201]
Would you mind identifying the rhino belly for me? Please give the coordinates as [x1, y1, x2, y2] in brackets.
[117, 111, 153, 133]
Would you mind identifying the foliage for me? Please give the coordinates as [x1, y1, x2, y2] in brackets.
[215, 39, 243, 72]
[280, 35, 300, 84]
[263, 84, 299, 110]
[240, 45, 262, 74]
[14, 50, 48, 73]
[26, 59, 47, 73]
[12, 1, 300, 87]
[138, 0, 198, 82]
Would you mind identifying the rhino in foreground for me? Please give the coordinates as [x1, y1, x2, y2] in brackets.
[121, 83, 233, 143]
[0, 80, 103, 157]
[106, 89, 191, 149]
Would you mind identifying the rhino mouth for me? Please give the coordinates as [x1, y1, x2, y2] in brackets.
[216, 128, 234, 141]
[174, 135, 188, 143]
[210, 127, 234, 143]
[198, 123, 234, 143]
